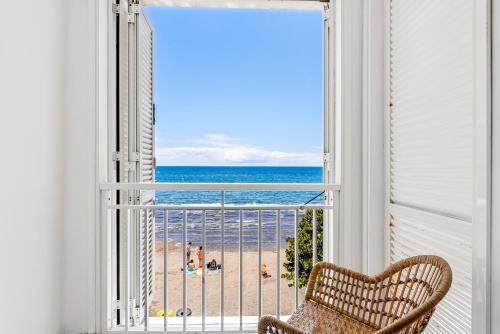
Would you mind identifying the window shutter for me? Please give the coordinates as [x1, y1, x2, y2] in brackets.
[388, 0, 473, 333]
[117, 1, 155, 326]
[116, 0, 133, 327]
[135, 8, 156, 322]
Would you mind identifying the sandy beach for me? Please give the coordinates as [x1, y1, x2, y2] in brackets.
[150, 241, 305, 317]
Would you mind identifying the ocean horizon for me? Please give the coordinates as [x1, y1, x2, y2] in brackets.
[154, 166, 324, 250]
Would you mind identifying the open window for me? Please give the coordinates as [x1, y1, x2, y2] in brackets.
[111, 0, 335, 329]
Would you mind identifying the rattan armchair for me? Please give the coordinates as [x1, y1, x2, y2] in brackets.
[258, 255, 452, 334]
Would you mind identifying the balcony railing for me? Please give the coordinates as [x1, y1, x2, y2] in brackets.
[100, 183, 340, 333]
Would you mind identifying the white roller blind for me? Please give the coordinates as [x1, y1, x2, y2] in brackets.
[388, 0, 473, 332]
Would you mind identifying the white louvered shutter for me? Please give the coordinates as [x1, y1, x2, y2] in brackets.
[117, 0, 132, 327]
[388, 0, 473, 333]
[117, 2, 155, 326]
[135, 8, 156, 322]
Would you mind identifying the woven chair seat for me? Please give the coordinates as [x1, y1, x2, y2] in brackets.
[287, 301, 375, 334]
[258, 255, 452, 334]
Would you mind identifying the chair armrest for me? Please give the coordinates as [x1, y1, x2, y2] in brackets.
[374, 308, 434, 334]
[258, 315, 305, 334]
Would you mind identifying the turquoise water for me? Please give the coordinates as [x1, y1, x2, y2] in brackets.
[156, 166, 323, 205]
[155, 166, 324, 250]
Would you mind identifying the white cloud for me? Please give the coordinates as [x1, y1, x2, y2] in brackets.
[156, 134, 322, 166]
[189, 133, 242, 147]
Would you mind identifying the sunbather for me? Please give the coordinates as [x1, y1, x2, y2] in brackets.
[261, 264, 271, 278]
[207, 259, 221, 270]
[187, 259, 196, 269]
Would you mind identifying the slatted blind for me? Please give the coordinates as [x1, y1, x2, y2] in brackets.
[136, 10, 156, 315]
[388, 0, 473, 332]
[117, 2, 156, 325]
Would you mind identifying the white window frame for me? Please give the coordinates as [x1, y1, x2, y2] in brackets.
[100, 0, 341, 332]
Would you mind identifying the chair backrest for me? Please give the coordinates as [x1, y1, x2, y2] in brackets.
[305, 255, 452, 333]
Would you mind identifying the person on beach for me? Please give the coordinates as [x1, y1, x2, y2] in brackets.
[197, 246, 203, 268]
[187, 259, 196, 269]
[261, 264, 272, 278]
[208, 258, 219, 270]
[186, 242, 193, 263]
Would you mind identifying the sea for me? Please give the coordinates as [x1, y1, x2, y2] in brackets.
[155, 166, 323, 251]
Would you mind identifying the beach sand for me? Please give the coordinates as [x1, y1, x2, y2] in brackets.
[150, 241, 306, 317]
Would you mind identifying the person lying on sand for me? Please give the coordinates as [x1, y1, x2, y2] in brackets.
[207, 258, 221, 270]
[187, 259, 196, 269]
[180, 259, 197, 272]
[261, 264, 271, 278]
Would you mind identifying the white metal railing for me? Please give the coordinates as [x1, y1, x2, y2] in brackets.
[100, 183, 340, 333]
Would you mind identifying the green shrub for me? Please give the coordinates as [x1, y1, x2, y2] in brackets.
[281, 209, 323, 288]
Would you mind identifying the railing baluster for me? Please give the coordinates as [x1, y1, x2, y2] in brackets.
[220, 191, 225, 331]
[202, 210, 206, 331]
[294, 209, 299, 310]
[182, 209, 187, 332]
[163, 209, 168, 332]
[313, 210, 317, 266]
[239, 209, 243, 331]
[276, 210, 281, 319]
[258, 210, 262, 319]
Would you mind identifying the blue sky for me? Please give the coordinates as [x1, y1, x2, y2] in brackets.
[144, 7, 324, 166]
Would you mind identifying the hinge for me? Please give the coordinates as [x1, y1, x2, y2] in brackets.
[132, 305, 141, 325]
[127, 3, 140, 22]
[124, 162, 136, 172]
[127, 13, 135, 23]
[112, 151, 122, 161]
[323, 153, 331, 164]
[323, 153, 332, 171]
[130, 152, 140, 162]
[128, 193, 137, 204]
[112, 300, 120, 310]
[323, 8, 331, 22]
[129, 3, 141, 14]
[111, 3, 119, 15]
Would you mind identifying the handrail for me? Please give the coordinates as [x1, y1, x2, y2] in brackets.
[99, 182, 341, 191]
[107, 204, 335, 210]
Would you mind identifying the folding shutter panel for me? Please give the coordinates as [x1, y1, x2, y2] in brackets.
[388, 0, 473, 333]
[117, 0, 132, 326]
[136, 8, 156, 322]
[117, 1, 155, 326]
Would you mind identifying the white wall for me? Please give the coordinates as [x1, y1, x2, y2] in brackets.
[61, 1, 109, 333]
[0, 1, 65, 333]
[61, 0, 97, 332]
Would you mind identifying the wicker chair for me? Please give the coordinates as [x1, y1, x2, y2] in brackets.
[258, 255, 452, 334]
